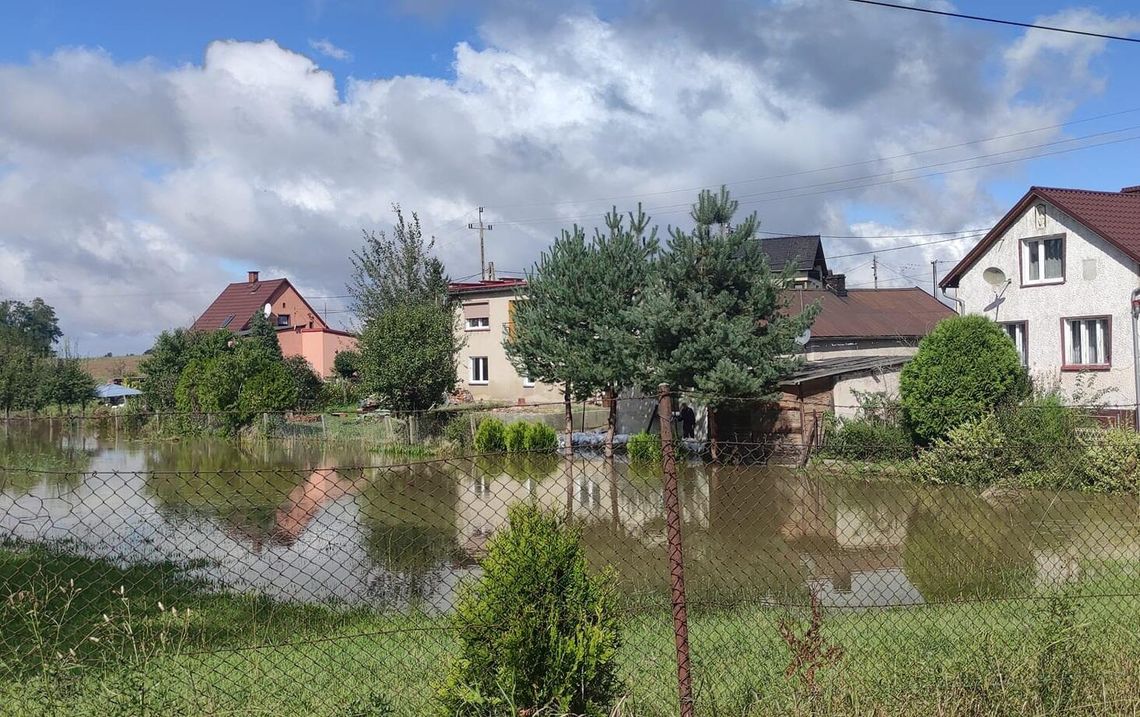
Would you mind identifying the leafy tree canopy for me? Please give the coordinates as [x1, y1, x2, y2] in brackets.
[0, 298, 63, 355]
[359, 301, 459, 414]
[348, 204, 450, 323]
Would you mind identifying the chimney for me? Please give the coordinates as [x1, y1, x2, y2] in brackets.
[825, 273, 847, 297]
[247, 270, 259, 284]
[1122, 185, 1140, 194]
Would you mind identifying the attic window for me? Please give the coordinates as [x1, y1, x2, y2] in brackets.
[221, 315, 236, 329]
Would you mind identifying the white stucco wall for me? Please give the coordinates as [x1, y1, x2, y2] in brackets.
[952, 200, 1140, 407]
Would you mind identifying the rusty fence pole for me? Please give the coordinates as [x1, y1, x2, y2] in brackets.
[657, 383, 695, 717]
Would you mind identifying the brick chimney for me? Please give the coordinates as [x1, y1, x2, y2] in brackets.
[1122, 185, 1140, 194]
[825, 272, 847, 297]
[247, 270, 259, 284]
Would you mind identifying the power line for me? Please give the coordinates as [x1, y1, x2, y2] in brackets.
[828, 233, 982, 260]
[489, 105, 1140, 212]
[847, 0, 1140, 44]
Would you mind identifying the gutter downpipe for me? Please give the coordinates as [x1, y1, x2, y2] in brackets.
[1131, 289, 1140, 432]
[941, 286, 965, 315]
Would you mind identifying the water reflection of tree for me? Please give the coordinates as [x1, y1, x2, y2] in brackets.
[358, 463, 459, 603]
[903, 487, 1035, 602]
[0, 421, 91, 492]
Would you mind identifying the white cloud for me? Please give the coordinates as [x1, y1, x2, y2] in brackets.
[307, 38, 353, 62]
[0, 1, 1130, 353]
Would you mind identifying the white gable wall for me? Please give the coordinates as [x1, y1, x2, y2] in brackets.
[954, 200, 1140, 407]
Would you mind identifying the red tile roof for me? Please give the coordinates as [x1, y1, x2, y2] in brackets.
[941, 185, 1140, 288]
[788, 288, 955, 339]
[190, 278, 289, 333]
[447, 278, 528, 296]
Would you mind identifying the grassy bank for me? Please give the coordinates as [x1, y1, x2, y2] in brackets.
[3, 545, 1140, 716]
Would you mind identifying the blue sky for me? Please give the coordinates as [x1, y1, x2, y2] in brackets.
[1, 0, 1139, 353]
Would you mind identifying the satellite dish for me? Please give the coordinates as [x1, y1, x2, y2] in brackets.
[795, 328, 812, 346]
[263, 303, 272, 317]
[982, 267, 1007, 287]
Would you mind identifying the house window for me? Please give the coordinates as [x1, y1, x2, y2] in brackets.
[220, 314, 236, 329]
[462, 302, 490, 331]
[1000, 321, 1028, 366]
[276, 314, 291, 327]
[1022, 235, 1064, 285]
[522, 375, 535, 388]
[1063, 317, 1109, 369]
[469, 356, 489, 384]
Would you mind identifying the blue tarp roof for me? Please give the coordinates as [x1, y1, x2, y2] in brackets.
[95, 383, 142, 399]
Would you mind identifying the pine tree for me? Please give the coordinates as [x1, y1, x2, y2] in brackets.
[504, 227, 599, 449]
[638, 186, 817, 460]
[582, 205, 658, 458]
[246, 309, 283, 362]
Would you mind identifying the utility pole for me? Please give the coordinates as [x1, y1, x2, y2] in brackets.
[872, 255, 878, 289]
[468, 207, 494, 281]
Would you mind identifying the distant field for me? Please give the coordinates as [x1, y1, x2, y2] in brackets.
[80, 354, 143, 382]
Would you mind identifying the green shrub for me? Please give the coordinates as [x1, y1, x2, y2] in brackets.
[1080, 428, 1140, 492]
[503, 421, 529, 453]
[442, 414, 471, 448]
[900, 315, 1030, 444]
[627, 432, 661, 465]
[819, 415, 913, 461]
[911, 414, 1025, 488]
[473, 417, 506, 453]
[440, 504, 622, 716]
[523, 421, 558, 452]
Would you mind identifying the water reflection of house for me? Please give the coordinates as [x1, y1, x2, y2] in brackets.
[224, 468, 359, 553]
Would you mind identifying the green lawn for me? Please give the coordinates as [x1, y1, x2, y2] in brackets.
[3, 545, 1140, 716]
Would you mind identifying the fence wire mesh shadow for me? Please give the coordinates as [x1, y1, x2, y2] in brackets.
[2, 432, 1140, 714]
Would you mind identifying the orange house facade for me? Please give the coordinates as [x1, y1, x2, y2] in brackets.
[191, 271, 357, 377]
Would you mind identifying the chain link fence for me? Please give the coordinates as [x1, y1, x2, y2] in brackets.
[3, 393, 1140, 715]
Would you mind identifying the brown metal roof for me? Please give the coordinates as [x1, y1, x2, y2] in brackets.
[788, 288, 955, 339]
[190, 279, 289, 333]
[941, 185, 1140, 288]
[779, 354, 911, 386]
[447, 278, 527, 297]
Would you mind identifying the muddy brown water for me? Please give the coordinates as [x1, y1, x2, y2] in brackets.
[2, 421, 1138, 611]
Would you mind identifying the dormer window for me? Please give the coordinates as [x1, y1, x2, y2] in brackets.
[1021, 235, 1064, 286]
[276, 314, 291, 328]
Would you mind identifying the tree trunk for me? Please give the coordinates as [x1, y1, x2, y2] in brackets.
[708, 405, 719, 463]
[604, 386, 617, 461]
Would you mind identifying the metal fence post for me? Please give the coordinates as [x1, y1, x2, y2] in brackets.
[658, 383, 695, 717]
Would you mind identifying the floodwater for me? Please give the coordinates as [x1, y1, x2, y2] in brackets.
[2, 420, 1138, 611]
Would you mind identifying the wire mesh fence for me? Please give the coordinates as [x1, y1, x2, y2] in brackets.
[3, 398, 1140, 715]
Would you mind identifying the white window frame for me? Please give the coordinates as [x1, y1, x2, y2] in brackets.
[469, 356, 489, 385]
[1062, 317, 1109, 369]
[1000, 321, 1028, 367]
[522, 375, 535, 388]
[464, 316, 490, 331]
[1021, 235, 1064, 286]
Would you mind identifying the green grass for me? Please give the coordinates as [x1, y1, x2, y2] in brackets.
[3, 545, 1140, 716]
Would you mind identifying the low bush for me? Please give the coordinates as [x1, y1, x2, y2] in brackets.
[1080, 427, 1140, 492]
[442, 414, 471, 448]
[910, 414, 1024, 488]
[523, 421, 558, 452]
[503, 421, 529, 453]
[627, 432, 661, 465]
[440, 504, 622, 716]
[819, 415, 913, 461]
[473, 417, 506, 453]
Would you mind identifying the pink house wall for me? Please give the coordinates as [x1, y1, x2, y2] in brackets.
[270, 285, 328, 331]
[276, 327, 357, 377]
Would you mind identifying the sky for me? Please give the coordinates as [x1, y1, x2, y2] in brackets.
[1, 0, 1139, 355]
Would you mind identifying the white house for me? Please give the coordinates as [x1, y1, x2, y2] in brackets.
[940, 185, 1140, 420]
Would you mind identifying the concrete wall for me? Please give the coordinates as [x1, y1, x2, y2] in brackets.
[953, 199, 1140, 407]
[454, 293, 563, 404]
[832, 367, 903, 420]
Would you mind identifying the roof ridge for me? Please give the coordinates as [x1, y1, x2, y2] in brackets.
[1034, 185, 1140, 197]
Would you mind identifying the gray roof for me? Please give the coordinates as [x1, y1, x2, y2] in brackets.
[778, 354, 910, 386]
[95, 383, 142, 399]
[760, 235, 827, 274]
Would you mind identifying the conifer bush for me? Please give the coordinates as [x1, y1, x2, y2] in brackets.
[523, 421, 558, 452]
[503, 421, 529, 453]
[900, 315, 1029, 444]
[440, 504, 622, 716]
[473, 417, 506, 453]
